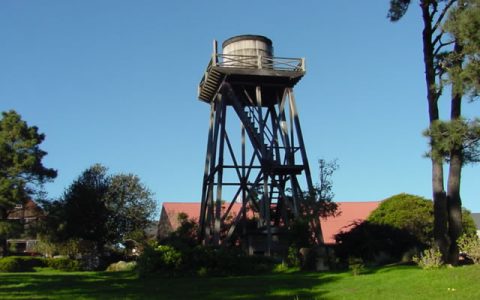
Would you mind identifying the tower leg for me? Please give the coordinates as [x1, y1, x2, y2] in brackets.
[199, 83, 321, 250]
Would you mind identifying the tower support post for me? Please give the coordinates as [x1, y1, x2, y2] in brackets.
[197, 35, 321, 254]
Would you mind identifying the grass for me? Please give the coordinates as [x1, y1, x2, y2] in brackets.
[0, 264, 479, 299]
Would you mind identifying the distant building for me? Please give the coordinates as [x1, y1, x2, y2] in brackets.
[157, 201, 380, 245]
[6, 199, 44, 254]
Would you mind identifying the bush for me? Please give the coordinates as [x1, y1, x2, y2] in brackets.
[46, 257, 81, 272]
[336, 193, 478, 266]
[137, 244, 182, 277]
[458, 234, 480, 264]
[368, 194, 434, 244]
[106, 261, 137, 272]
[0, 256, 46, 272]
[368, 193, 477, 244]
[413, 247, 444, 269]
[335, 221, 421, 264]
[137, 243, 276, 277]
[286, 246, 301, 267]
[348, 257, 365, 276]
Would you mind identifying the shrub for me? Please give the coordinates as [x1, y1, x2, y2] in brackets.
[368, 193, 477, 244]
[0, 256, 46, 272]
[348, 257, 365, 276]
[413, 247, 444, 269]
[106, 261, 137, 272]
[368, 194, 434, 244]
[137, 243, 276, 277]
[335, 221, 421, 264]
[458, 234, 480, 264]
[286, 246, 301, 267]
[187, 246, 275, 276]
[137, 244, 182, 276]
[46, 257, 81, 272]
[0, 257, 20, 272]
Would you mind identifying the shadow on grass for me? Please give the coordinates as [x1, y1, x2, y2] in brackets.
[0, 270, 343, 299]
[360, 263, 419, 275]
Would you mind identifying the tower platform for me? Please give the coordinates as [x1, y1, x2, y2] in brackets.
[198, 54, 305, 104]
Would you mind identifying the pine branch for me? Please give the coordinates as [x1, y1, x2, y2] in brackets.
[433, 0, 457, 32]
[434, 39, 455, 56]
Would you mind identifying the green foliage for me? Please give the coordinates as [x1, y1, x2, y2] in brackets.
[106, 261, 137, 272]
[286, 219, 312, 250]
[46, 257, 81, 272]
[104, 174, 157, 244]
[286, 245, 301, 267]
[40, 165, 157, 254]
[368, 194, 434, 244]
[335, 221, 421, 264]
[0, 220, 23, 239]
[458, 234, 480, 263]
[461, 209, 478, 236]
[388, 0, 412, 22]
[304, 159, 339, 219]
[32, 239, 96, 259]
[0, 256, 46, 272]
[348, 257, 365, 276]
[0, 111, 57, 208]
[368, 193, 476, 244]
[413, 247, 444, 269]
[296, 159, 339, 246]
[424, 119, 480, 164]
[137, 244, 182, 276]
[444, 0, 480, 99]
[137, 242, 275, 277]
[0, 110, 56, 254]
[61, 164, 110, 249]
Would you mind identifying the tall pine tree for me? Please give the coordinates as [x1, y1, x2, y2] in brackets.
[0, 110, 57, 255]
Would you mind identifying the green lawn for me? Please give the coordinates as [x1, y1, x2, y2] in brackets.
[1, 264, 479, 299]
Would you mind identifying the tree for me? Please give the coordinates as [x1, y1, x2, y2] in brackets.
[58, 164, 111, 251]
[388, 0, 454, 261]
[335, 220, 421, 264]
[368, 193, 476, 243]
[444, 0, 480, 99]
[442, 0, 480, 263]
[388, 0, 479, 264]
[104, 173, 157, 244]
[368, 194, 434, 244]
[296, 159, 339, 246]
[335, 193, 477, 264]
[40, 164, 157, 254]
[0, 110, 57, 255]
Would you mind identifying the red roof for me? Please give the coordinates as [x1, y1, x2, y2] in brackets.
[321, 201, 380, 244]
[159, 201, 380, 244]
[161, 202, 246, 233]
[7, 199, 44, 219]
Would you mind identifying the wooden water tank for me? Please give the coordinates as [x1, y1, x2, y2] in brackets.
[222, 35, 273, 68]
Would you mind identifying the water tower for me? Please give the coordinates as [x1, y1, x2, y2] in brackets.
[197, 35, 321, 255]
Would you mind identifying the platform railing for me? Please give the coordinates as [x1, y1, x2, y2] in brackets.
[216, 54, 305, 72]
[199, 54, 305, 98]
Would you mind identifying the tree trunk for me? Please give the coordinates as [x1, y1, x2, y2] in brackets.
[421, 0, 449, 259]
[446, 41, 464, 265]
[447, 150, 462, 265]
[432, 161, 448, 258]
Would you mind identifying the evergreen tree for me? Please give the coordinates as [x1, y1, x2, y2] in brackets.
[389, 0, 480, 263]
[0, 110, 57, 255]
[41, 165, 157, 253]
[388, 0, 456, 261]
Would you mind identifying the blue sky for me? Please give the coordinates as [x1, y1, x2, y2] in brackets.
[1, 1, 478, 213]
